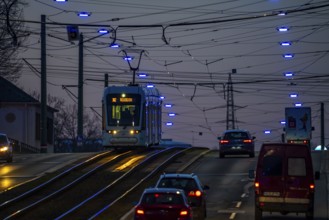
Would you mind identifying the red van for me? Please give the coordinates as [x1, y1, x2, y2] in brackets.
[252, 143, 320, 220]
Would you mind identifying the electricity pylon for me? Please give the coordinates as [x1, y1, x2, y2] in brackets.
[226, 69, 236, 130]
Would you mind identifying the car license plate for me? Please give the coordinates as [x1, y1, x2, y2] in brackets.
[263, 191, 280, 196]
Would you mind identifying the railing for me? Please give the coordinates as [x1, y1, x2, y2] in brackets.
[9, 138, 41, 153]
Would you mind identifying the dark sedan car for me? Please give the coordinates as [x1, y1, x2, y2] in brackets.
[218, 129, 255, 158]
[134, 188, 192, 220]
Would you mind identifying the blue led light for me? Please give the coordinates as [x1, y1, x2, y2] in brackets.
[160, 96, 165, 100]
[98, 29, 109, 34]
[277, 26, 289, 32]
[283, 54, 294, 58]
[277, 11, 287, 16]
[54, 0, 67, 2]
[264, 130, 271, 134]
[280, 41, 292, 46]
[289, 93, 298, 98]
[137, 73, 148, 78]
[283, 72, 294, 77]
[295, 103, 303, 107]
[109, 43, 120, 48]
[280, 121, 286, 125]
[168, 113, 176, 117]
[166, 122, 173, 126]
[77, 12, 91, 17]
[165, 104, 172, 108]
[147, 84, 154, 88]
[123, 56, 133, 61]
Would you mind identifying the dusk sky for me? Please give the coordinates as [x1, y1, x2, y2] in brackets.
[18, 0, 329, 149]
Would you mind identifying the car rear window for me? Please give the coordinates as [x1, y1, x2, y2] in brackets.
[142, 193, 183, 205]
[262, 155, 282, 176]
[288, 158, 306, 176]
[158, 178, 197, 192]
[224, 132, 249, 140]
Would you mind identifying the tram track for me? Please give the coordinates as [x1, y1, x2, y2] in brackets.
[0, 147, 209, 220]
[0, 150, 135, 219]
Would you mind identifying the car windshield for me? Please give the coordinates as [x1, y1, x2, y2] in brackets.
[224, 132, 249, 140]
[142, 193, 183, 205]
[158, 178, 197, 192]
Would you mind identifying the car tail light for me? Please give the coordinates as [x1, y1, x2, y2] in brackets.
[309, 183, 315, 192]
[135, 207, 144, 215]
[220, 140, 229, 144]
[254, 182, 260, 194]
[188, 190, 202, 197]
[180, 209, 189, 216]
[243, 139, 252, 143]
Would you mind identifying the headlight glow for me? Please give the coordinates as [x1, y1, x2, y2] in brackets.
[0, 146, 9, 152]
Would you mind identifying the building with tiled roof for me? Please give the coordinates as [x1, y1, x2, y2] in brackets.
[0, 76, 57, 153]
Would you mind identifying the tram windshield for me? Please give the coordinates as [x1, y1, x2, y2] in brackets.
[106, 94, 141, 126]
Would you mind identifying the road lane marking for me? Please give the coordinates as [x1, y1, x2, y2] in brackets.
[218, 210, 245, 214]
[236, 201, 242, 208]
[229, 212, 236, 219]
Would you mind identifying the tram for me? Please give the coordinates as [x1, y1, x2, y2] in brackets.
[102, 84, 162, 149]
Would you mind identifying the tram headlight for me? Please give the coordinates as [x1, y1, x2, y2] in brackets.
[130, 130, 140, 134]
[108, 130, 118, 135]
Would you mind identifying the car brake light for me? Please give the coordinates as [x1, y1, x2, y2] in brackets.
[189, 190, 202, 197]
[255, 182, 260, 194]
[243, 139, 252, 143]
[220, 140, 229, 144]
[135, 208, 144, 215]
[310, 184, 315, 190]
[180, 210, 189, 216]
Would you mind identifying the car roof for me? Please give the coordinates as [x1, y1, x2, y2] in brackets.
[143, 187, 185, 194]
[159, 173, 198, 179]
[261, 142, 309, 148]
[223, 129, 250, 133]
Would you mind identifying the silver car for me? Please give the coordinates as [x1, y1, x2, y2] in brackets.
[0, 133, 13, 163]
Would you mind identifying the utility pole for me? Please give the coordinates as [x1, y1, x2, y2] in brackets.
[77, 33, 83, 145]
[104, 73, 108, 87]
[226, 69, 236, 130]
[321, 102, 325, 150]
[40, 14, 47, 153]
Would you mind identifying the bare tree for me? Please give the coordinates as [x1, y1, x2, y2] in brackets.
[30, 91, 102, 140]
[0, 0, 27, 82]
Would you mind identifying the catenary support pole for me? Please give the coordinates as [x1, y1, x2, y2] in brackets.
[40, 14, 47, 153]
[77, 33, 84, 146]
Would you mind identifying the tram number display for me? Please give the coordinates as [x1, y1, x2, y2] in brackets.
[111, 97, 134, 103]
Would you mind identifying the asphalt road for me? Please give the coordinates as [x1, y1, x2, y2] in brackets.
[1, 150, 328, 220]
[186, 150, 329, 220]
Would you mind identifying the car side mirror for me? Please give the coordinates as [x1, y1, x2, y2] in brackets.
[203, 185, 210, 190]
[217, 137, 221, 140]
[315, 171, 320, 180]
[249, 169, 255, 179]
